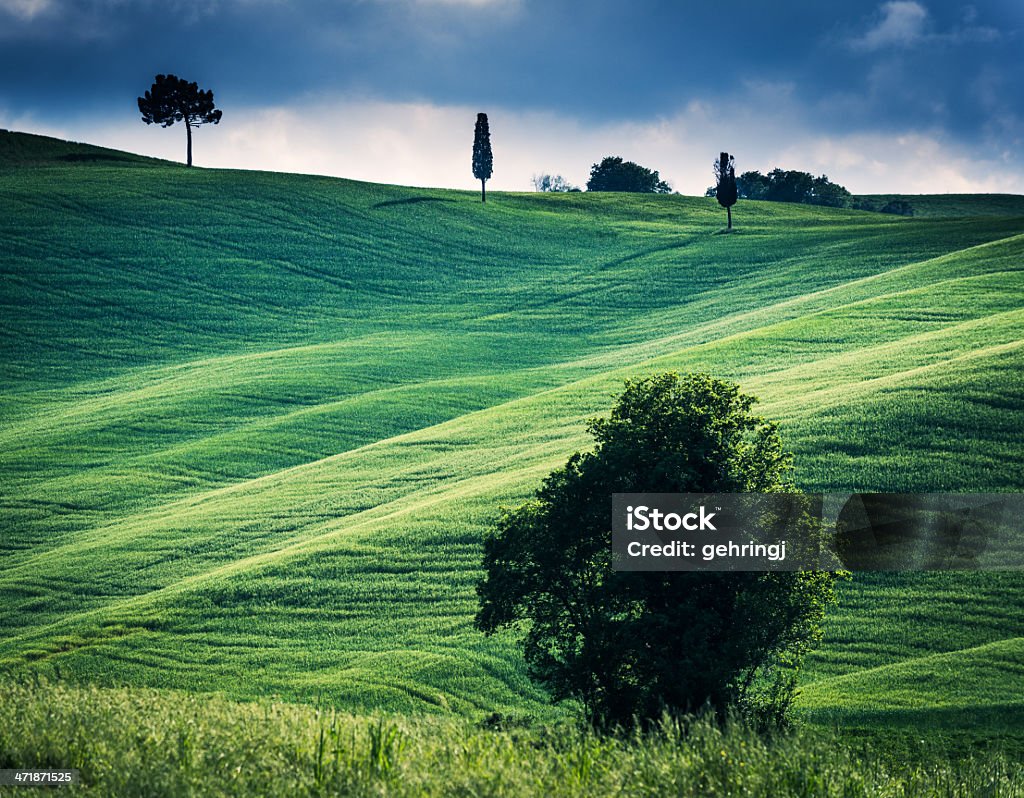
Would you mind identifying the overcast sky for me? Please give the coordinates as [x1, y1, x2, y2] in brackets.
[1, 0, 1022, 194]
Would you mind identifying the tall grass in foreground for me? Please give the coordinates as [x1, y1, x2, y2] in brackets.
[0, 680, 1020, 797]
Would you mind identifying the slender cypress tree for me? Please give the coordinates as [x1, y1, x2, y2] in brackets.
[472, 113, 493, 203]
[714, 152, 738, 229]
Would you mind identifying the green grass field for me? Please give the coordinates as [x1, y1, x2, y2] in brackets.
[2, 130, 1023, 746]
[2, 679, 1021, 797]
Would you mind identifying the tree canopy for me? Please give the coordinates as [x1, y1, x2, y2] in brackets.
[586, 156, 671, 193]
[708, 169, 853, 208]
[742, 169, 851, 207]
[137, 74, 222, 167]
[475, 373, 840, 730]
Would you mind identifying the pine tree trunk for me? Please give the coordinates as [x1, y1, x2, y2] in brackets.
[185, 119, 193, 167]
[727, 205, 732, 230]
[481, 179, 486, 203]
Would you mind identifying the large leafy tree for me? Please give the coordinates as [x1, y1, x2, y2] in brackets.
[810, 175, 854, 208]
[716, 168, 853, 208]
[138, 74, 222, 167]
[472, 112, 493, 203]
[736, 170, 771, 200]
[476, 373, 839, 729]
[586, 156, 671, 193]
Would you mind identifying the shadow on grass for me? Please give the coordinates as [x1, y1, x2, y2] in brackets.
[804, 704, 1024, 759]
[57, 153, 140, 163]
[803, 703, 1024, 733]
[372, 197, 458, 209]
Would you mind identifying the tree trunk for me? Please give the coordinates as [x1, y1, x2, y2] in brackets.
[480, 179, 486, 203]
[185, 119, 193, 167]
[727, 205, 732, 230]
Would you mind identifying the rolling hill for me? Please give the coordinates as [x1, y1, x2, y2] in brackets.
[1, 130, 1022, 730]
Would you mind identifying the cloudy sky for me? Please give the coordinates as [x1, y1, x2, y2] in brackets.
[1, 0, 1022, 194]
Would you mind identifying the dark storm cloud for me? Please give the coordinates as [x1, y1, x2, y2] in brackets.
[1, 0, 1021, 167]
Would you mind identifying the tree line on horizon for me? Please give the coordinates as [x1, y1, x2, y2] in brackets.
[135, 74, 913, 224]
[706, 167, 914, 216]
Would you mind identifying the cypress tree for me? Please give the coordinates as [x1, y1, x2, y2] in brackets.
[715, 152, 738, 229]
[472, 112, 493, 203]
